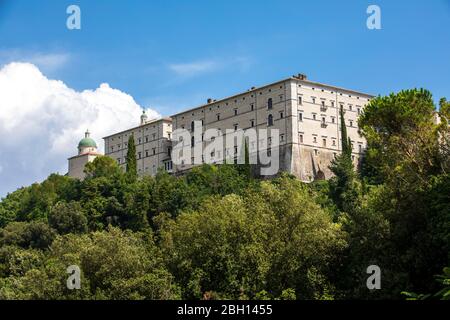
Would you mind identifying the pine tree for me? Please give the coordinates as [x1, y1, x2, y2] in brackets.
[126, 135, 137, 182]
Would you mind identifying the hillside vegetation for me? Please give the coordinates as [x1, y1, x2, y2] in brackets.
[0, 89, 449, 300]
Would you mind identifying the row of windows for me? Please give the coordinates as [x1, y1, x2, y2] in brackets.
[298, 134, 363, 152]
[298, 84, 370, 101]
[178, 84, 287, 120]
[109, 133, 172, 153]
[183, 111, 285, 136]
[180, 97, 285, 129]
[298, 113, 355, 127]
[116, 147, 172, 163]
[183, 134, 287, 158]
[298, 96, 362, 113]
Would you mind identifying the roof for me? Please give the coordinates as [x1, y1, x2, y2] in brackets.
[68, 152, 103, 160]
[78, 137, 97, 148]
[170, 76, 375, 118]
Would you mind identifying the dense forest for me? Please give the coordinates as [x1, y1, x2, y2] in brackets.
[0, 89, 449, 300]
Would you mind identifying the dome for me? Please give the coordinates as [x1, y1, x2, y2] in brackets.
[78, 130, 97, 149]
[78, 137, 97, 148]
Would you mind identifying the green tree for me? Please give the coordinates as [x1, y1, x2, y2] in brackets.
[0, 221, 56, 250]
[355, 89, 450, 296]
[158, 175, 346, 299]
[48, 201, 88, 235]
[84, 156, 122, 179]
[0, 227, 180, 300]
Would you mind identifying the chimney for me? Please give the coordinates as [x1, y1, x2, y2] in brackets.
[296, 73, 307, 80]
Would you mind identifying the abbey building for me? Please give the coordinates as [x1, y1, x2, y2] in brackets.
[69, 74, 374, 181]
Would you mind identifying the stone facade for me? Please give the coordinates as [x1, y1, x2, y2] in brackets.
[103, 117, 173, 175]
[102, 74, 373, 181]
[170, 74, 373, 181]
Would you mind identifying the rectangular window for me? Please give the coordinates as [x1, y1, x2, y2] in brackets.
[234, 109, 238, 116]
[251, 120, 255, 127]
[299, 134, 303, 143]
[322, 139, 326, 147]
[299, 113, 303, 121]
[280, 111, 284, 119]
[299, 96, 303, 105]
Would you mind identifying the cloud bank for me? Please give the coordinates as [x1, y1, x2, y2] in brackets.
[0, 62, 159, 197]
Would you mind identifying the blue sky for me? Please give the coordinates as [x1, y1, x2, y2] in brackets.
[0, 0, 449, 196]
[1, 0, 449, 112]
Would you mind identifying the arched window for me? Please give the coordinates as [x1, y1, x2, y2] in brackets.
[190, 121, 195, 132]
[268, 98, 273, 109]
[268, 114, 273, 126]
[191, 136, 195, 147]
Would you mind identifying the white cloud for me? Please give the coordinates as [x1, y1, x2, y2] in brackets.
[169, 60, 218, 77]
[28, 53, 70, 71]
[0, 62, 159, 197]
[0, 50, 70, 72]
[168, 56, 254, 78]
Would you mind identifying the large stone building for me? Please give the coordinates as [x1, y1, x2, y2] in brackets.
[170, 74, 373, 181]
[102, 74, 374, 181]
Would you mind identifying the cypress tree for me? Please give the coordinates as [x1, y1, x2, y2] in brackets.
[126, 134, 137, 182]
[329, 105, 357, 212]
